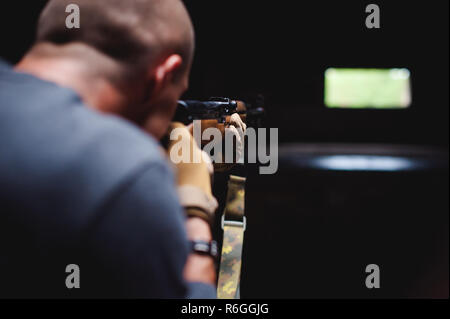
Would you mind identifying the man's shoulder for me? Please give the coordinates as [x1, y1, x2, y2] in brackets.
[0, 67, 174, 227]
[0, 63, 166, 169]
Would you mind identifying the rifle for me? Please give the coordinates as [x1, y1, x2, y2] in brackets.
[173, 96, 265, 299]
[174, 97, 265, 132]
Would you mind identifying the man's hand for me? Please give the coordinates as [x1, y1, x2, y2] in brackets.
[214, 113, 247, 172]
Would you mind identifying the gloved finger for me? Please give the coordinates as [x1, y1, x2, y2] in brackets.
[229, 113, 247, 132]
[226, 124, 244, 162]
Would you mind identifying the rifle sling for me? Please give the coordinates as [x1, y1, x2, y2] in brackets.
[217, 175, 246, 299]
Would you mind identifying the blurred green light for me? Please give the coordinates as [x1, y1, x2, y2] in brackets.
[324, 68, 411, 109]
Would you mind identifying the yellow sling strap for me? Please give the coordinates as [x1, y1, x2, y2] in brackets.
[217, 175, 246, 299]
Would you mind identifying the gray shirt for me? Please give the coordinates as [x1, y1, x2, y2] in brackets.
[0, 60, 215, 298]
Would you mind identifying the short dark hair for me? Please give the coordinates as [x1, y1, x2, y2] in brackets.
[36, 0, 194, 79]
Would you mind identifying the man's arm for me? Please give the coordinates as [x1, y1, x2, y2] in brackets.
[164, 122, 220, 293]
[184, 217, 216, 284]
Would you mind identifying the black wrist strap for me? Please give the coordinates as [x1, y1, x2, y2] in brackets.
[190, 240, 218, 260]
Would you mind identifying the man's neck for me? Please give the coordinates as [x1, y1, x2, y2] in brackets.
[15, 43, 127, 115]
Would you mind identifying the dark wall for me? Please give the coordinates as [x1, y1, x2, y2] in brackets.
[183, 0, 449, 146]
[238, 152, 449, 298]
[1, 1, 448, 146]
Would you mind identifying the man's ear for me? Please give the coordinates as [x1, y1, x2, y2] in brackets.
[151, 54, 183, 95]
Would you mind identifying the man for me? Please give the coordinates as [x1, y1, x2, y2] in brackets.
[0, 0, 217, 298]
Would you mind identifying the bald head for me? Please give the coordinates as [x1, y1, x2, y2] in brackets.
[16, 0, 195, 139]
[36, 0, 195, 81]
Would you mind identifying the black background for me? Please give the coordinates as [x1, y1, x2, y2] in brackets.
[1, 1, 448, 146]
[183, 0, 449, 146]
[0, 1, 448, 299]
